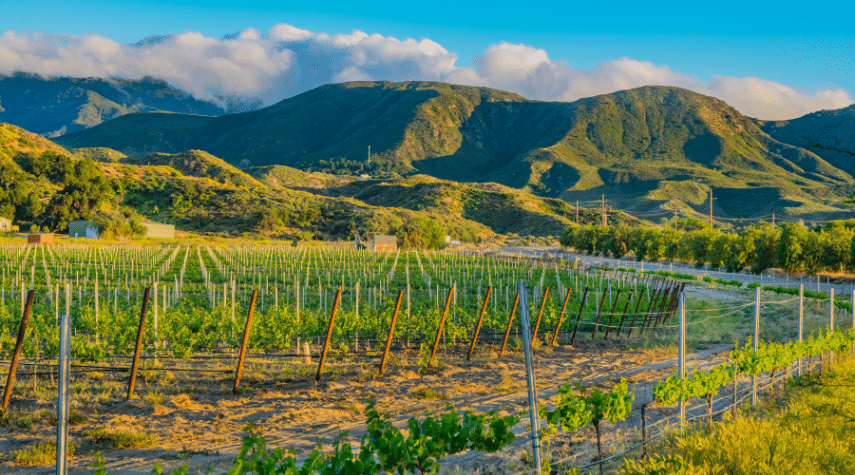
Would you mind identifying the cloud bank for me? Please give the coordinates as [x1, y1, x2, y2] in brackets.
[1, 26, 851, 120]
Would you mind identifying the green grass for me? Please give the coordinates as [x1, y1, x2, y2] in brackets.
[411, 387, 447, 401]
[12, 440, 77, 466]
[621, 357, 855, 474]
[86, 427, 156, 449]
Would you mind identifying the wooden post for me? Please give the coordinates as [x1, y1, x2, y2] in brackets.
[608, 290, 633, 339]
[379, 290, 404, 374]
[550, 287, 573, 346]
[499, 290, 520, 358]
[603, 289, 623, 340]
[638, 286, 664, 335]
[430, 288, 455, 364]
[127, 287, 151, 400]
[232, 290, 258, 393]
[315, 289, 342, 381]
[590, 287, 609, 340]
[467, 286, 492, 360]
[2, 290, 34, 412]
[570, 287, 590, 344]
[530, 287, 549, 346]
[625, 288, 646, 338]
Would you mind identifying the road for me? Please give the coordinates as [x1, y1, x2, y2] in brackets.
[488, 245, 855, 297]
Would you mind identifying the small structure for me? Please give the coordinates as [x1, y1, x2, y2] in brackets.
[372, 235, 398, 253]
[28, 233, 54, 244]
[68, 220, 100, 239]
[0, 217, 11, 232]
[141, 222, 175, 239]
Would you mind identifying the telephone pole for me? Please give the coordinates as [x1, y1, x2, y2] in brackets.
[673, 210, 678, 231]
[367, 145, 371, 164]
[575, 200, 579, 225]
[772, 214, 775, 228]
[601, 194, 607, 227]
[708, 189, 713, 231]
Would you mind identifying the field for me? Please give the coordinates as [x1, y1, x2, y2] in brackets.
[0, 242, 850, 474]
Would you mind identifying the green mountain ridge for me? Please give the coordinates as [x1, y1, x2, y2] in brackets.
[0, 72, 252, 138]
[54, 81, 855, 221]
[2, 123, 626, 242]
[757, 104, 855, 179]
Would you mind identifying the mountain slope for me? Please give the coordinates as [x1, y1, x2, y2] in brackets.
[4, 123, 618, 240]
[0, 72, 250, 137]
[55, 81, 855, 220]
[756, 104, 855, 178]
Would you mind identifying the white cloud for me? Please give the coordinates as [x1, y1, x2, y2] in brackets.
[457, 43, 853, 119]
[0, 27, 851, 119]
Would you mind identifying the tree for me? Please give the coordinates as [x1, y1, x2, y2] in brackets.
[397, 217, 445, 250]
[776, 223, 808, 272]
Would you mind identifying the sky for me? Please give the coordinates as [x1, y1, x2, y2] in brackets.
[2, 0, 853, 120]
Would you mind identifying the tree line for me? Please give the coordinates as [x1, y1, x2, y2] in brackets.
[560, 221, 855, 274]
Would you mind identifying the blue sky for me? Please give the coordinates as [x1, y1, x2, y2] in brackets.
[3, 0, 853, 119]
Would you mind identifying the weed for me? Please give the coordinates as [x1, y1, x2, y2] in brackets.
[411, 387, 447, 401]
[86, 427, 156, 449]
[13, 440, 77, 466]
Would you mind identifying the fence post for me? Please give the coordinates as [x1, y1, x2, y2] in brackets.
[799, 285, 804, 377]
[752, 287, 759, 406]
[232, 290, 258, 393]
[316, 289, 342, 382]
[1, 290, 34, 412]
[127, 287, 151, 400]
[570, 287, 590, 344]
[626, 288, 646, 338]
[56, 306, 71, 475]
[467, 287, 492, 360]
[603, 289, 622, 340]
[499, 291, 520, 358]
[530, 287, 549, 345]
[612, 291, 634, 338]
[590, 286, 609, 340]
[550, 287, 572, 345]
[830, 287, 835, 332]
[678, 291, 686, 421]
[517, 282, 541, 475]
[379, 290, 404, 374]
[430, 288, 455, 364]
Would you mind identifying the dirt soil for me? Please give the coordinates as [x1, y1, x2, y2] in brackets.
[0, 287, 745, 475]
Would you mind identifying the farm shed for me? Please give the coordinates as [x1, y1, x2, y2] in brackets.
[372, 235, 398, 253]
[141, 222, 175, 239]
[28, 233, 54, 244]
[68, 220, 100, 239]
[0, 217, 11, 232]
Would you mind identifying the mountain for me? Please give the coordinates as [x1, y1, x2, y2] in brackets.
[756, 104, 855, 179]
[0, 72, 259, 138]
[3, 122, 629, 240]
[54, 81, 855, 221]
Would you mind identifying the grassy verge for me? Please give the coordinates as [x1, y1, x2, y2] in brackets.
[620, 355, 855, 474]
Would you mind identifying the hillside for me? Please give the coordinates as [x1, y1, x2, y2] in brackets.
[55, 81, 855, 221]
[3, 123, 624, 241]
[248, 167, 642, 237]
[757, 104, 855, 179]
[0, 72, 251, 137]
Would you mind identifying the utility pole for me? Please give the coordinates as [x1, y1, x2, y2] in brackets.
[673, 210, 678, 231]
[601, 194, 606, 227]
[576, 200, 579, 225]
[708, 189, 713, 231]
[772, 214, 775, 228]
[367, 145, 371, 164]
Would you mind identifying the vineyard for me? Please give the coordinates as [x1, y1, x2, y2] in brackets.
[0, 244, 689, 370]
[0, 242, 853, 474]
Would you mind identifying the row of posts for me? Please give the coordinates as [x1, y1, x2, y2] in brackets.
[674, 284, 854, 421]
